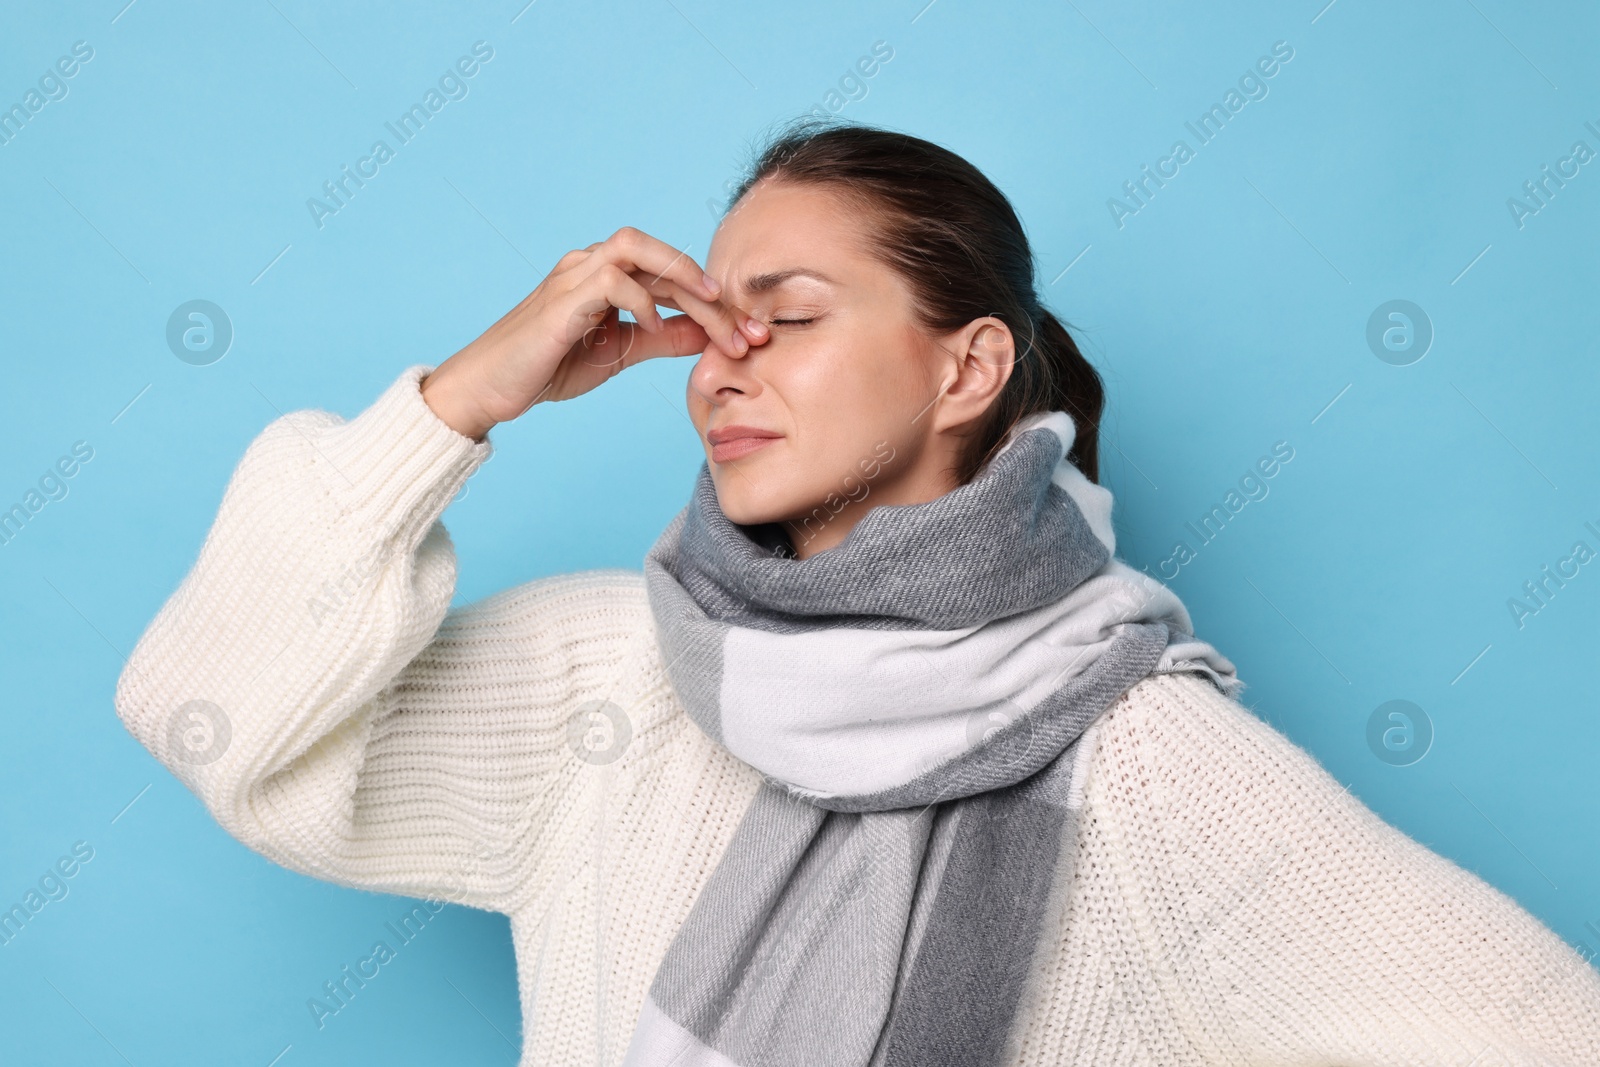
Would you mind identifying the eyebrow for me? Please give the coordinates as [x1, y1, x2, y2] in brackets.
[739, 267, 836, 295]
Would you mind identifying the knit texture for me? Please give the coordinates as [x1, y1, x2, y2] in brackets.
[115, 364, 1600, 1066]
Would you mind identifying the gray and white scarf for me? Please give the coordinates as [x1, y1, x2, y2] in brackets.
[625, 410, 1242, 1067]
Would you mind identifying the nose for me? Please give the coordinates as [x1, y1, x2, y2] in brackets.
[688, 332, 760, 408]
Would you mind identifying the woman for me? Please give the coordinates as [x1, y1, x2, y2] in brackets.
[116, 120, 1600, 1065]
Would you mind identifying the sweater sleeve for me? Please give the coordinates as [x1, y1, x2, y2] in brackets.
[1089, 672, 1600, 1067]
[113, 364, 637, 914]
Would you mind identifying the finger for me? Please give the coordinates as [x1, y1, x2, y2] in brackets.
[659, 312, 712, 355]
[629, 268, 764, 356]
[573, 264, 705, 370]
[583, 263, 663, 346]
[550, 247, 593, 278]
[569, 253, 744, 358]
[596, 226, 722, 303]
[586, 226, 770, 350]
[587, 309, 710, 374]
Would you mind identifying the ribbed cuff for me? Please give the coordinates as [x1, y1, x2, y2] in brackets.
[313, 364, 493, 527]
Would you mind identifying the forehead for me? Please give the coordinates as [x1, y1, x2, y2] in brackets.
[706, 180, 868, 293]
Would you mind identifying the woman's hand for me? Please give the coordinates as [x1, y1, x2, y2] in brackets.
[421, 226, 769, 440]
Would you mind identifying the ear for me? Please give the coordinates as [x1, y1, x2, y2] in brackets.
[931, 316, 1015, 434]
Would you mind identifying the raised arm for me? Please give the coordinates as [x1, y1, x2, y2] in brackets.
[114, 366, 609, 909]
[114, 229, 767, 913]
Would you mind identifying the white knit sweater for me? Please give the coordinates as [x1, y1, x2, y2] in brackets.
[115, 364, 1600, 1066]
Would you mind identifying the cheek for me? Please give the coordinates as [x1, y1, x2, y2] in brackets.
[785, 352, 869, 427]
[778, 343, 920, 489]
[784, 333, 920, 437]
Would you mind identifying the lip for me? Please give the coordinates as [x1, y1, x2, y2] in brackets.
[707, 424, 783, 463]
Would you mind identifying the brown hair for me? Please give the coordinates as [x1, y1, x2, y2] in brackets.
[720, 116, 1106, 484]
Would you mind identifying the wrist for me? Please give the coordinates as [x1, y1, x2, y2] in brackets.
[420, 363, 497, 442]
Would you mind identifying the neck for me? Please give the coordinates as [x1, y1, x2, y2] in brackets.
[780, 451, 959, 560]
[782, 500, 872, 559]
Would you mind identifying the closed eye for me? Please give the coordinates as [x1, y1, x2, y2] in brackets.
[770, 317, 815, 327]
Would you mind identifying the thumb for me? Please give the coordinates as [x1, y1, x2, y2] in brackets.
[619, 312, 711, 368]
[659, 312, 712, 357]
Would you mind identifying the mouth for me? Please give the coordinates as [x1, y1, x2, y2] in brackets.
[707, 424, 783, 463]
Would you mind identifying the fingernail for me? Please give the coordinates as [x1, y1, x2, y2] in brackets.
[733, 332, 748, 353]
[702, 273, 721, 297]
[744, 317, 768, 337]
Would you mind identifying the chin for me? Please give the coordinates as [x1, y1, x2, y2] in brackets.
[709, 470, 803, 528]
[713, 488, 780, 527]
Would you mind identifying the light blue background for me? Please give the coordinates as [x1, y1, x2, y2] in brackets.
[3, 0, 1597, 1062]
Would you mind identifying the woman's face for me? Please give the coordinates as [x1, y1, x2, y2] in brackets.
[687, 178, 1012, 558]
